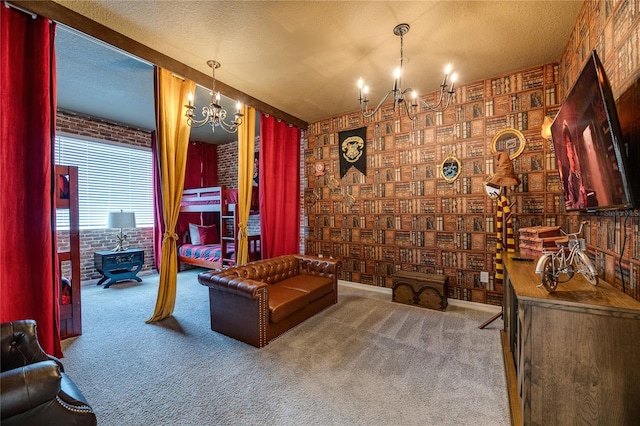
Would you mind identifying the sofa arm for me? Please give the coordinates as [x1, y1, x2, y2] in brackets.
[199, 270, 270, 348]
[198, 270, 267, 299]
[295, 255, 342, 277]
[0, 360, 62, 420]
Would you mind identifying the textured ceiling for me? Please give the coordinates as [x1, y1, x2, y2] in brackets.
[52, 0, 583, 144]
[55, 26, 242, 144]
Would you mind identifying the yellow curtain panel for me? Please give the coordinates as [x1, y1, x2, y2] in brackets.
[236, 105, 256, 265]
[147, 68, 195, 323]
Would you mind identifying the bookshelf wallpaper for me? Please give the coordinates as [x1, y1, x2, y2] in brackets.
[557, 0, 640, 302]
[304, 62, 562, 306]
[303, 0, 640, 305]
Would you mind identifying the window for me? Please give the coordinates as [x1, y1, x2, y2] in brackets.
[55, 134, 153, 229]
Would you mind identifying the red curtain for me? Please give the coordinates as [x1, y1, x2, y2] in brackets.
[184, 141, 218, 188]
[177, 142, 204, 236]
[202, 142, 218, 187]
[184, 142, 203, 190]
[175, 141, 219, 238]
[200, 142, 218, 227]
[259, 113, 301, 258]
[0, 6, 61, 356]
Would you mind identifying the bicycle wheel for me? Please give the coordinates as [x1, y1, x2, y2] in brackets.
[556, 262, 574, 283]
[540, 256, 559, 292]
[574, 251, 598, 286]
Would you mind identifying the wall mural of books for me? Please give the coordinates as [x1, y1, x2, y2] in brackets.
[304, 63, 562, 306]
[303, 1, 640, 305]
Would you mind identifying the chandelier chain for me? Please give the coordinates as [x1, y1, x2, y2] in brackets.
[357, 23, 458, 120]
[400, 32, 404, 72]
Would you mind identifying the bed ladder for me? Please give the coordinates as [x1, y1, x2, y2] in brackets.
[220, 206, 236, 267]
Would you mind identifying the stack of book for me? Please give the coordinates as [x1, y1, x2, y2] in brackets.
[518, 226, 563, 257]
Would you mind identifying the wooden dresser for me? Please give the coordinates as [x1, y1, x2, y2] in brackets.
[502, 252, 640, 425]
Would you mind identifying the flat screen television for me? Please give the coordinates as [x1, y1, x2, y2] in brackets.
[550, 50, 636, 212]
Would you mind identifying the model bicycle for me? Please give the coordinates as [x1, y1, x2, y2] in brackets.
[535, 221, 598, 292]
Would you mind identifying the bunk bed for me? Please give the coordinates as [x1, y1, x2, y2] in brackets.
[55, 165, 81, 339]
[178, 186, 260, 269]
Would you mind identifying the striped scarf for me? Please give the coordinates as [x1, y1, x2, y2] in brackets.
[495, 194, 515, 289]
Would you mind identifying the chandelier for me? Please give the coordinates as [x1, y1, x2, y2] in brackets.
[185, 60, 243, 133]
[358, 24, 458, 120]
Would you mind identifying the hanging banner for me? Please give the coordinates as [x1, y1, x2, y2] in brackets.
[339, 127, 367, 178]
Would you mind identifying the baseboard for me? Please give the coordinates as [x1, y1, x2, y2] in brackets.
[339, 279, 502, 314]
[339, 280, 391, 295]
[447, 298, 502, 313]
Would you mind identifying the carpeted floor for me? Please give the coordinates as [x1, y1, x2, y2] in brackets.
[61, 269, 509, 425]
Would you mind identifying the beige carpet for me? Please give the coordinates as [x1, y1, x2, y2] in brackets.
[61, 269, 509, 425]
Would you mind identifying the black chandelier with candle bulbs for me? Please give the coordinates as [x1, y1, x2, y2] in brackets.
[185, 60, 243, 134]
[358, 24, 458, 120]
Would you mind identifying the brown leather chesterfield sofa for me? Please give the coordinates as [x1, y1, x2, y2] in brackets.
[1, 320, 97, 426]
[198, 254, 341, 347]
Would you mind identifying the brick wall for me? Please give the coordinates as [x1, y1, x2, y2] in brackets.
[217, 141, 239, 187]
[57, 109, 264, 282]
[58, 227, 154, 280]
[56, 111, 155, 281]
[57, 111, 151, 148]
[217, 137, 261, 236]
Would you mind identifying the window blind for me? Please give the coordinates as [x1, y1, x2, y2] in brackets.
[55, 135, 153, 229]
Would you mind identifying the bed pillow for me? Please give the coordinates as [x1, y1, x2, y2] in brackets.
[189, 223, 202, 245]
[198, 224, 220, 245]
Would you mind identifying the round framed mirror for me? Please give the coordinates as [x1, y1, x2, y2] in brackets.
[491, 128, 526, 160]
[440, 155, 461, 182]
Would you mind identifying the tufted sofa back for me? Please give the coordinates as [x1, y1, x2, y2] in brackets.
[296, 256, 339, 280]
[221, 255, 300, 284]
[211, 254, 340, 286]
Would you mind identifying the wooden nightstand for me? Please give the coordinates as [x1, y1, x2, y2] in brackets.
[94, 249, 144, 288]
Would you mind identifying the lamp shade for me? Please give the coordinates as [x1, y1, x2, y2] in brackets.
[107, 211, 136, 229]
[541, 116, 553, 140]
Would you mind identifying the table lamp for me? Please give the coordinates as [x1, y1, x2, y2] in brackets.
[540, 115, 553, 141]
[107, 210, 136, 251]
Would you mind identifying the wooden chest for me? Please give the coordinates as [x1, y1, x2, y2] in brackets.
[392, 271, 448, 311]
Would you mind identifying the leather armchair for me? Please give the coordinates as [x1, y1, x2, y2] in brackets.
[1, 320, 96, 426]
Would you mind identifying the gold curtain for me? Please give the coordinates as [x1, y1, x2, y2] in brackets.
[236, 105, 256, 265]
[146, 68, 195, 322]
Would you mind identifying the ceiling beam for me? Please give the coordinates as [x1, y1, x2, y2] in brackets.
[9, 0, 308, 130]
